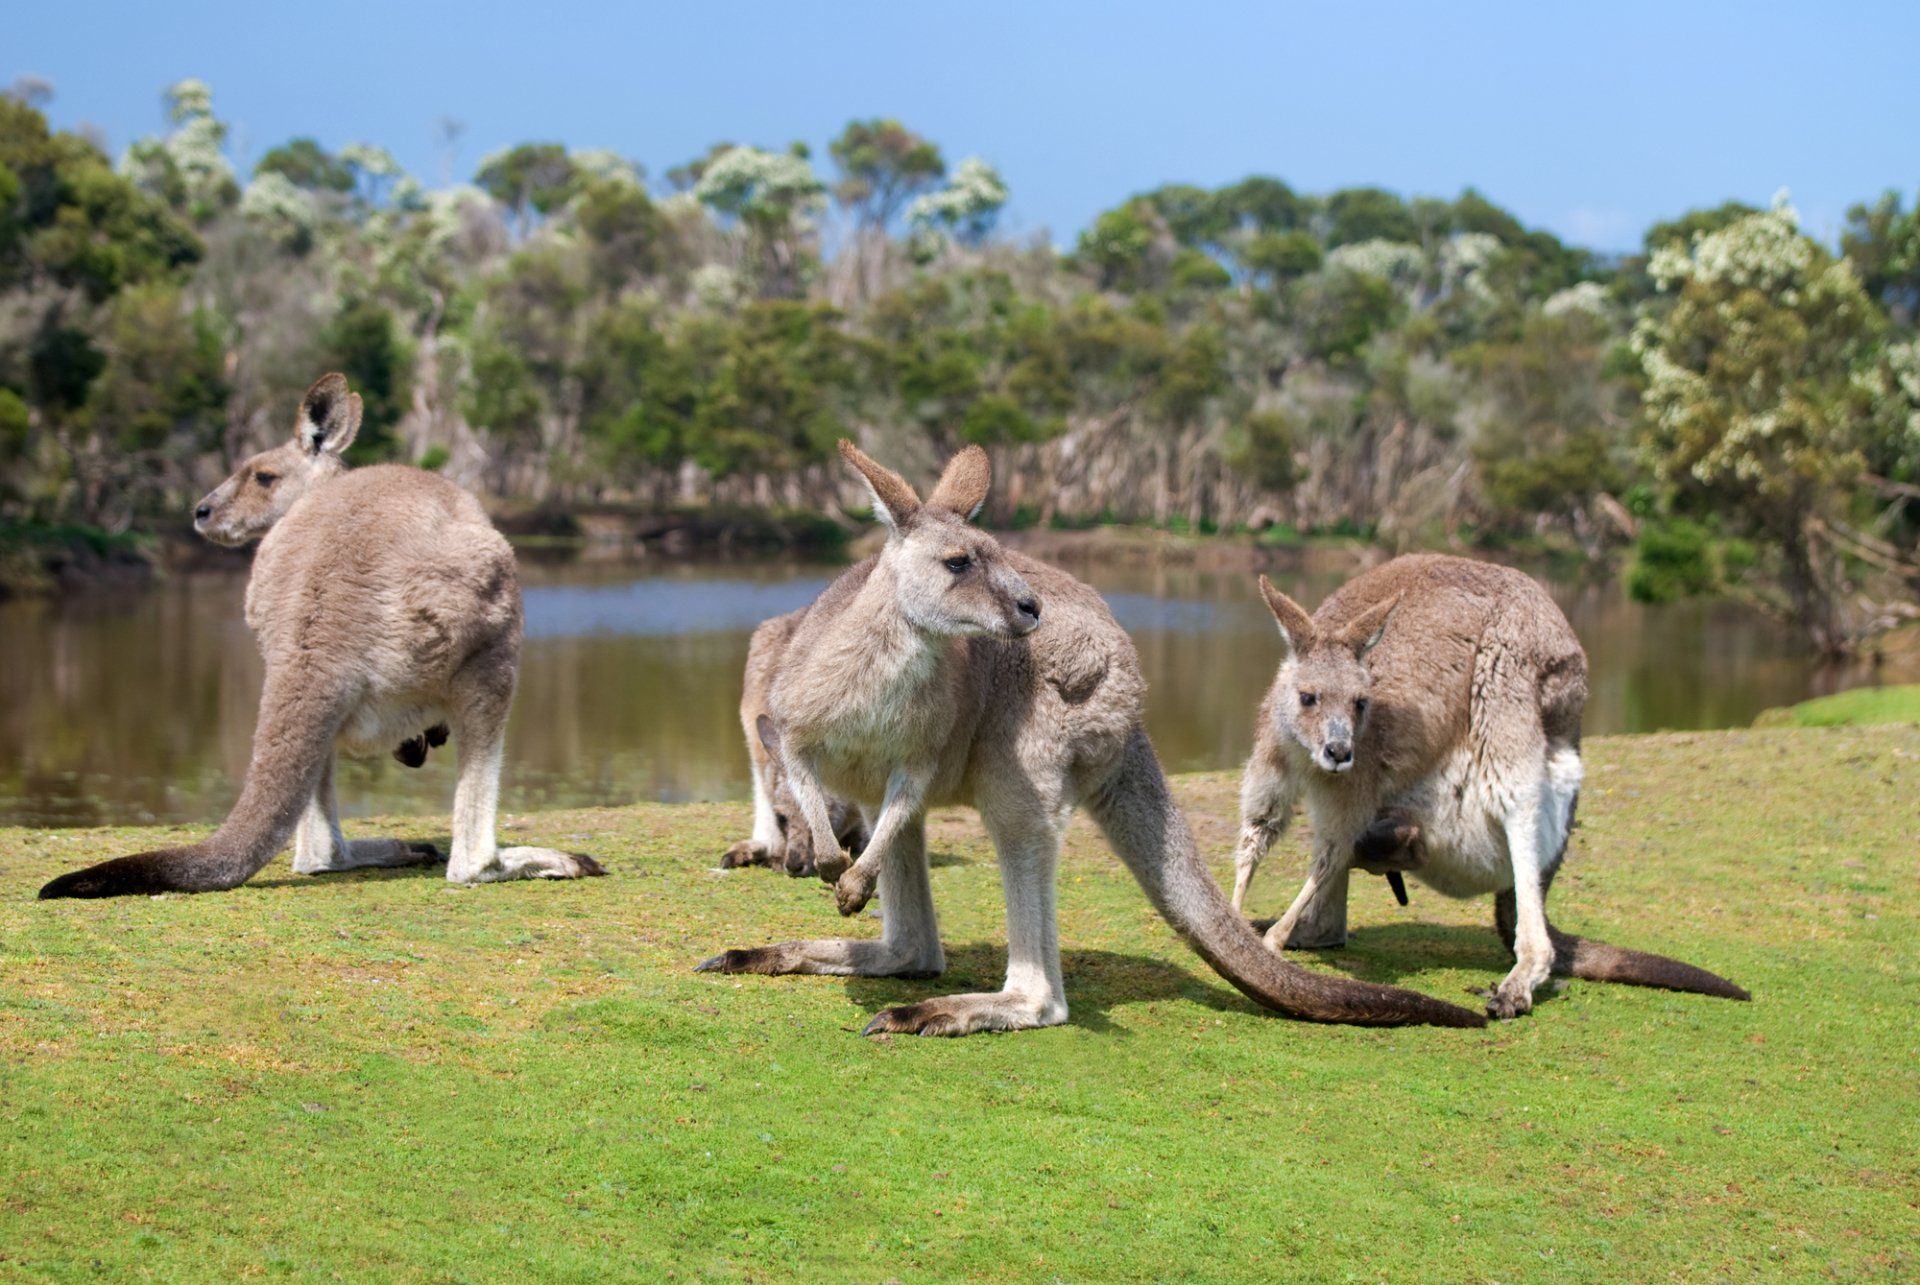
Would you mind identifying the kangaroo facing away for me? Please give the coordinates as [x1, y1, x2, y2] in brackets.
[697, 441, 1486, 1034]
[1231, 555, 1750, 1019]
[39, 374, 604, 899]
[723, 608, 869, 875]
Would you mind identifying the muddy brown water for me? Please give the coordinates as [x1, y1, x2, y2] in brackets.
[0, 554, 1887, 828]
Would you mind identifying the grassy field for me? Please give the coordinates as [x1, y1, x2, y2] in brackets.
[3, 727, 1917, 1280]
[1756, 684, 1920, 729]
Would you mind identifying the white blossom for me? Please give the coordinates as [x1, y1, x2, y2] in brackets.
[906, 157, 1010, 243]
[693, 146, 825, 225]
[1543, 281, 1611, 318]
[1325, 239, 1425, 286]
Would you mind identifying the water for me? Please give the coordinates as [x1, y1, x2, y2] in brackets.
[0, 553, 1885, 829]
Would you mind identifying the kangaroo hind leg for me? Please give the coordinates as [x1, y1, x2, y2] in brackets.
[293, 750, 442, 873]
[446, 653, 603, 884]
[864, 805, 1070, 1037]
[1486, 744, 1581, 1019]
[697, 815, 945, 979]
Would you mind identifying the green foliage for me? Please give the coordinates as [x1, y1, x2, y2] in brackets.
[1627, 517, 1723, 603]
[415, 443, 450, 472]
[475, 143, 576, 233]
[254, 138, 353, 193]
[1635, 203, 1916, 648]
[829, 118, 944, 227]
[1242, 229, 1321, 282]
[1225, 408, 1300, 491]
[320, 299, 410, 463]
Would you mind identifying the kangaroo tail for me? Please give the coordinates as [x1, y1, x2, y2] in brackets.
[1085, 727, 1486, 1029]
[40, 673, 339, 900]
[1551, 926, 1750, 1001]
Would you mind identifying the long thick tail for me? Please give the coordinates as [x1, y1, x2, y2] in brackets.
[1550, 925, 1750, 1001]
[1086, 727, 1486, 1029]
[40, 673, 339, 900]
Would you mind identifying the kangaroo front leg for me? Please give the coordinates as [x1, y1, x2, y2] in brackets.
[1265, 840, 1352, 951]
[864, 810, 1070, 1037]
[831, 767, 927, 916]
[779, 753, 846, 880]
[1487, 782, 1553, 1020]
[294, 752, 441, 873]
[696, 816, 945, 979]
[1231, 753, 1298, 912]
[447, 661, 603, 884]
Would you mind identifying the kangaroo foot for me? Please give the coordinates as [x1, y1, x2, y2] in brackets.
[1478, 983, 1535, 1021]
[721, 839, 769, 869]
[863, 990, 1066, 1038]
[392, 724, 451, 768]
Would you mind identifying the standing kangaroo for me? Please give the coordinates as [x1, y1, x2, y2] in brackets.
[39, 374, 604, 899]
[697, 441, 1485, 1034]
[722, 607, 868, 875]
[1230, 554, 1749, 1019]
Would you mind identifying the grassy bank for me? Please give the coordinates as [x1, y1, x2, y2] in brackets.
[1756, 684, 1920, 729]
[3, 727, 1916, 1279]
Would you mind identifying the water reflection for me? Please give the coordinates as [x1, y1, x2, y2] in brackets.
[0, 553, 1890, 828]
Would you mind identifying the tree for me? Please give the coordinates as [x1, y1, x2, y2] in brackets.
[693, 145, 826, 298]
[118, 79, 239, 224]
[474, 143, 576, 238]
[255, 138, 353, 193]
[1635, 202, 1916, 652]
[905, 158, 1009, 249]
[828, 118, 944, 229]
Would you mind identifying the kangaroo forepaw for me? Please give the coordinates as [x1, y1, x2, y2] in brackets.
[813, 847, 851, 884]
[834, 864, 877, 917]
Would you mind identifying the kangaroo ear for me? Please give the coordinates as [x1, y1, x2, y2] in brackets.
[838, 439, 921, 533]
[755, 714, 781, 756]
[1258, 575, 1318, 656]
[298, 373, 362, 457]
[926, 444, 990, 520]
[1340, 594, 1401, 659]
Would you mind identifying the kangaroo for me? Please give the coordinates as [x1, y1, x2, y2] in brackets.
[1230, 555, 1750, 1019]
[39, 373, 604, 899]
[696, 441, 1486, 1034]
[722, 608, 869, 875]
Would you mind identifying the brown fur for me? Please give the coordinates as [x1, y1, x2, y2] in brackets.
[40, 374, 603, 899]
[722, 608, 869, 874]
[697, 443, 1485, 1033]
[1232, 554, 1748, 1018]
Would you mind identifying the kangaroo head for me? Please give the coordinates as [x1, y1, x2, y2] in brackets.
[839, 439, 1041, 640]
[1259, 575, 1399, 774]
[193, 373, 362, 547]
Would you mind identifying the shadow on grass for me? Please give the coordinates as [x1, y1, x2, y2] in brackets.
[245, 836, 593, 890]
[841, 942, 1278, 1033]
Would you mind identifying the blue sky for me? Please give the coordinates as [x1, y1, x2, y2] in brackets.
[13, 1, 1918, 252]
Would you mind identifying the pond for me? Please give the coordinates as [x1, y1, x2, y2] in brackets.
[0, 551, 1884, 829]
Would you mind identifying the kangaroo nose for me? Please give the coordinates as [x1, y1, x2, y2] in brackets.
[1326, 741, 1352, 766]
[194, 505, 212, 521]
[1017, 597, 1041, 622]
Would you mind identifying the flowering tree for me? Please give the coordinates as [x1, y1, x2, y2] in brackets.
[693, 145, 825, 297]
[1635, 200, 1920, 652]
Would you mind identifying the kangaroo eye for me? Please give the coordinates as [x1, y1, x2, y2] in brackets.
[944, 555, 971, 573]
[254, 471, 279, 487]
[1355, 698, 1370, 716]
[1299, 692, 1318, 708]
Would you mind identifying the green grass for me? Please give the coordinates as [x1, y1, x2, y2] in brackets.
[1755, 684, 1920, 729]
[3, 727, 1917, 1279]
